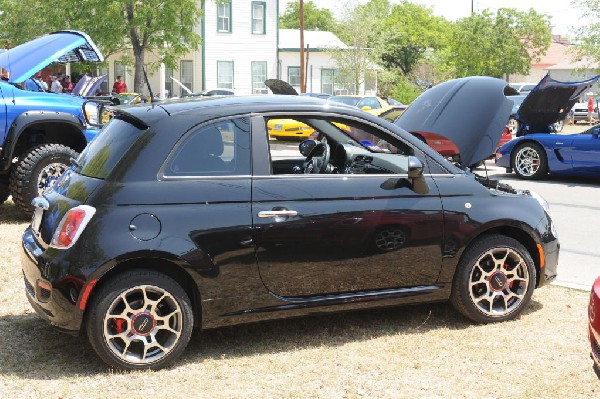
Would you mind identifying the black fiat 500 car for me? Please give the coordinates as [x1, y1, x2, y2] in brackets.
[21, 77, 559, 370]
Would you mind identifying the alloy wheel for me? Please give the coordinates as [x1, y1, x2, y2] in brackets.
[467, 247, 530, 317]
[103, 285, 184, 366]
[37, 162, 68, 194]
[514, 146, 541, 177]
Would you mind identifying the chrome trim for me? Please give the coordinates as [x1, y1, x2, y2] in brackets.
[258, 210, 298, 218]
[31, 196, 49, 210]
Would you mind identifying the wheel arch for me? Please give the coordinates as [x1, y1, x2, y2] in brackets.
[1, 112, 87, 171]
[461, 225, 542, 287]
[81, 257, 203, 333]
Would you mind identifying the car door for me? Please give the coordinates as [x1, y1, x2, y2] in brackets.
[250, 114, 445, 298]
[567, 129, 600, 175]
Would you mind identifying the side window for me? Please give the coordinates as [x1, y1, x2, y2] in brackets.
[265, 116, 412, 176]
[165, 118, 251, 177]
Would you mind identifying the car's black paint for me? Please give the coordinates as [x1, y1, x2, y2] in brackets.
[21, 90, 559, 366]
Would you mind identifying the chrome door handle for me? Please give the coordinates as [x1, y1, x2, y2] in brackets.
[258, 210, 298, 218]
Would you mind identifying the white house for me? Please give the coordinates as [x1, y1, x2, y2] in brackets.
[101, 0, 279, 97]
[278, 28, 349, 95]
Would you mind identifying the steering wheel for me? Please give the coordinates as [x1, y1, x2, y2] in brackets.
[303, 139, 330, 174]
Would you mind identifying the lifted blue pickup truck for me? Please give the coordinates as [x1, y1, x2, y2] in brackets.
[0, 31, 104, 215]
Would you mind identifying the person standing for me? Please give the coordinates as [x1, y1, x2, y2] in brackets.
[61, 75, 73, 93]
[112, 75, 127, 94]
[587, 92, 597, 125]
[24, 77, 40, 91]
[35, 74, 48, 91]
[50, 75, 62, 93]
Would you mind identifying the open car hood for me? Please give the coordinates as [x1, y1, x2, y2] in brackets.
[0, 31, 103, 83]
[516, 73, 600, 132]
[264, 79, 299, 95]
[397, 76, 514, 167]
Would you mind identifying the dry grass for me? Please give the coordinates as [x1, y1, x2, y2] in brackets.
[1, 198, 599, 398]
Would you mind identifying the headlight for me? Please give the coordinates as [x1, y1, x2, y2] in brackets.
[83, 102, 99, 125]
[529, 190, 549, 212]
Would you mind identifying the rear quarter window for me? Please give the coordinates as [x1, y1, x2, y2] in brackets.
[75, 118, 147, 179]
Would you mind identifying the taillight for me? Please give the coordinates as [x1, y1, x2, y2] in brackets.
[50, 205, 96, 249]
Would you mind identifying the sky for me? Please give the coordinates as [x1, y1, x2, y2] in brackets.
[279, 0, 587, 38]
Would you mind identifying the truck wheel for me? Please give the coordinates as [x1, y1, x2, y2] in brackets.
[9, 144, 78, 215]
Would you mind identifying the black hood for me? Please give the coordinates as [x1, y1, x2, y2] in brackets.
[516, 73, 600, 132]
[264, 79, 298, 95]
[396, 76, 514, 167]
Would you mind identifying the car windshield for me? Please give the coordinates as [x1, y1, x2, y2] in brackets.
[74, 118, 147, 179]
[329, 96, 361, 106]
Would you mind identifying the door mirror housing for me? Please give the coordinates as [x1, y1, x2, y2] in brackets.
[407, 156, 423, 179]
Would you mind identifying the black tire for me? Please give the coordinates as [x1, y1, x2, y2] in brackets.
[511, 142, 548, 180]
[9, 144, 78, 215]
[450, 234, 536, 323]
[86, 269, 194, 370]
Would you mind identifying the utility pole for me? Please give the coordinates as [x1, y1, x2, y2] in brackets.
[299, 0, 305, 93]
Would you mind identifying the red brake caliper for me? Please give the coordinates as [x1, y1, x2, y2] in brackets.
[505, 263, 514, 289]
[113, 318, 127, 333]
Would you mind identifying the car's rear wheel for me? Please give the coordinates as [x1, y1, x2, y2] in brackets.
[512, 142, 548, 179]
[9, 144, 78, 215]
[450, 235, 536, 323]
[507, 117, 519, 135]
[86, 270, 194, 370]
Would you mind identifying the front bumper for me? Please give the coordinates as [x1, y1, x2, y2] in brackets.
[589, 277, 600, 369]
[21, 227, 84, 333]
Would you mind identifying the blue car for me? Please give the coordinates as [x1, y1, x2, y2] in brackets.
[496, 74, 600, 179]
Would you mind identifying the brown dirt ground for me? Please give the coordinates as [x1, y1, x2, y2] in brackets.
[1, 198, 599, 399]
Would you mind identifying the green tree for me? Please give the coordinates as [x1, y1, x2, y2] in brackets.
[331, 0, 391, 94]
[279, 0, 338, 32]
[0, 0, 202, 93]
[376, 1, 452, 76]
[571, 0, 600, 69]
[447, 8, 551, 79]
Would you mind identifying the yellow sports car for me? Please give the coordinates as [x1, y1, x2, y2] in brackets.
[267, 118, 315, 139]
[328, 95, 402, 115]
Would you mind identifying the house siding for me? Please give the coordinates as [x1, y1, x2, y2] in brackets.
[203, 0, 278, 94]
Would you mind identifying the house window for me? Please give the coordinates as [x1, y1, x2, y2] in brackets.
[321, 68, 336, 95]
[97, 65, 109, 93]
[252, 61, 267, 94]
[180, 60, 193, 95]
[217, 61, 234, 89]
[217, 1, 232, 32]
[252, 2, 266, 34]
[288, 66, 300, 87]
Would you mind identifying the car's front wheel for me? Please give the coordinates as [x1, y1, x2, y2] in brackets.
[450, 235, 536, 323]
[86, 270, 194, 370]
[512, 142, 548, 179]
[9, 144, 78, 215]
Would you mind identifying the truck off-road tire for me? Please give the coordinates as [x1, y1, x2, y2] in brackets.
[9, 144, 78, 215]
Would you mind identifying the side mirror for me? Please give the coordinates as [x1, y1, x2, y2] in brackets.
[407, 156, 423, 179]
[299, 139, 319, 156]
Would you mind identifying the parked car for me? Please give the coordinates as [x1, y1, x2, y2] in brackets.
[328, 95, 394, 115]
[508, 94, 564, 135]
[508, 82, 537, 94]
[268, 117, 315, 139]
[300, 92, 331, 99]
[571, 97, 598, 123]
[0, 31, 104, 215]
[589, 276, 600, 377]
[496, 74, 600, 179]
[22, 76, 559, 370]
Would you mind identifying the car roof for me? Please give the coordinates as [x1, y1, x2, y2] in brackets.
[119, 95, 370, 126]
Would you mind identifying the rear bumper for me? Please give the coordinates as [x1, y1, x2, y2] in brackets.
[21, 227, 84, 333]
